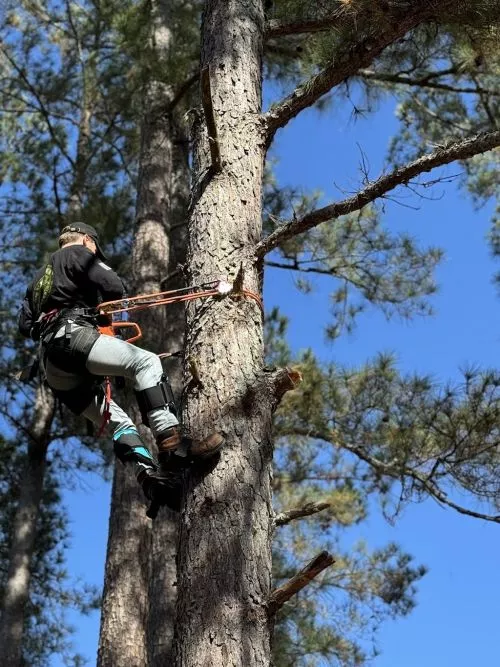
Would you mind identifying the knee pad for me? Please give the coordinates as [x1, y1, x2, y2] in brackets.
[113, 427, 156, 467]
[135, 375, 177, 427]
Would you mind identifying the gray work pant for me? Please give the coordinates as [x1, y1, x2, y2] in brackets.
[44, 325, 179, 439]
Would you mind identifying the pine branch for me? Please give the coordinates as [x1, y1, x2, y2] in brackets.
[255, 129, 500, 258]
[268, 551, 335, 615]
[359, 69, 500, 97]
[266, 15, 342, 39]
[274, 501, 331, 527]
[263, 2, 447, 146]
[288, 426, 500, 525]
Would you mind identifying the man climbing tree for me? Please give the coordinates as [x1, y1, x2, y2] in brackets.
[18, 223, 223, 515]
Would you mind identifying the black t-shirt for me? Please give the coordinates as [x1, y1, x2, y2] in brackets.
[18, 245, 125, 338]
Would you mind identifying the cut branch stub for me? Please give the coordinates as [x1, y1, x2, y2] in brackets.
[270, 366, 303, 407]
[200, 65, 222, 173]
[267, 550, 335, 615]
[274, 501, 331, 527]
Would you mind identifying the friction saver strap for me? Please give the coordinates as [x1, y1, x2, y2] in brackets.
[135, 375, 177, 426]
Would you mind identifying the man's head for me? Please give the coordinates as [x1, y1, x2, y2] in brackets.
[59, 223, 107, 260]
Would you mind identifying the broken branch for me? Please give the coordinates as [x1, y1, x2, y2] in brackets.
[255, 129, 500, 258]
[274, 501, 331, 527]
[200, 66, 222, 173]
[268, 551, 335, 615]
[269, 367, 303, 408]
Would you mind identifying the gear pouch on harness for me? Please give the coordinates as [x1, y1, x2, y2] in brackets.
[44, 321, 100, 375]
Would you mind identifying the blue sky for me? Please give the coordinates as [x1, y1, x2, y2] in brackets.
[53, 94, 500, 665]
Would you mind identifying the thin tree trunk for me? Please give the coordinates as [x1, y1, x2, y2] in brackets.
[0, 387, 55, 667]
[97, 2, 181, 663]
[173, 2, 273, 665]
[149, 122, 190, 667]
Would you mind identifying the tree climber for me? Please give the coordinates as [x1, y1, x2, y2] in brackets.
[18, 223, 222, 515]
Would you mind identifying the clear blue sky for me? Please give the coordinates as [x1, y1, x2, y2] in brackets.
[53, 94, 500, 665]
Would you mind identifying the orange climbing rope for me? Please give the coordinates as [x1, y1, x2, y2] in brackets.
[99, 279, 263, 318]
[95, 279, 263, 434]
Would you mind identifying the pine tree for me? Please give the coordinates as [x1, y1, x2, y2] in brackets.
[170, 1, 499, 665]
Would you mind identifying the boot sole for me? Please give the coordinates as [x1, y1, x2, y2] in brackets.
[190, 433, 224, 460]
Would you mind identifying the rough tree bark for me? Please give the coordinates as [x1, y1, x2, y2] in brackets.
[97, 1, 184, 664]
[149, 123, 190, 667]
[173, 2, 274, 665]
[0, 387, 55, 666]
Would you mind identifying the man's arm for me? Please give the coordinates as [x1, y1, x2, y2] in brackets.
[87, 256, 125, 302]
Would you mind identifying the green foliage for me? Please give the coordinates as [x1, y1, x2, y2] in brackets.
[0, 437, 99, 666]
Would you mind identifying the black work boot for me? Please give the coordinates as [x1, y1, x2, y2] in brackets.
[137, 467, 183, 517]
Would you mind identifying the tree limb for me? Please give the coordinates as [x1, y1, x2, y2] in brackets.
[263, 2, 449, 146]
[266, 15, 343, 39]
[268, 551, 335, 615]
[255, 129, 500, 258]
[359, 69, 500, 97]
[274, 501, 331, 527]
[285, 426, 500, 525]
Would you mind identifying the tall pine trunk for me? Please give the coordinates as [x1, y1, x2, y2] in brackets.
[149, 122, 190, 667]
[173, 2, 274, 664]
[97, 2, 182, 663]
[0, 388, 55, 666]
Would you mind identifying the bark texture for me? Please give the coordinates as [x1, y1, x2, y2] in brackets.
[173, 2, 273, 665]
[149, 124, 190, 667]
[98, 2, 181, 663]
[0, 387, 55, 667]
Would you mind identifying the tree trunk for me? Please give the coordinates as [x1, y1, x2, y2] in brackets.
[173, 2, 273, 665]
[97, 2, 182, 663]
[0, 387, 55, 666]
[149, 121, 190, 667]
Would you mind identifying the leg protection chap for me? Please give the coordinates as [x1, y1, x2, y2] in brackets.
[113, 428, 156, 467]
[135, 375, 177, 427]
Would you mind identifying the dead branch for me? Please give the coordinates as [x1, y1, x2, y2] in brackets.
[274, 501, 331, 527]
[263, 2, 448, 146]
[200, 66, 222, 173]
[255, 129, 500, 258]
[268, 551, 335, 615]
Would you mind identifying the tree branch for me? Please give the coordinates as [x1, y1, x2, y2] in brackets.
[263, 2, 447, 146]
[268, 551, 335, 615]
[274, 501, 331, 527]
[286, 426, 500, 525]
[255, 129, 500, 258]
[266, 15, 342, 39]
[359, 69, 500, 97]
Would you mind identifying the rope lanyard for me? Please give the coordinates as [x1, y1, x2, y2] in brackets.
[95, 279, 262, 436]
[98, 279, 263, 317]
